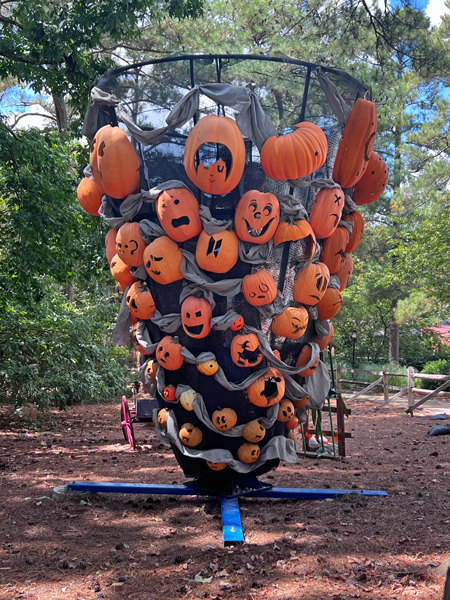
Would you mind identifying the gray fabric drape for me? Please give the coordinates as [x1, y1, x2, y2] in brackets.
[238, 239, 274, 265]
[316, 69, 352, 125]
[82, 87, 120, 140]
[199, 205, 233, 234]
[139, 219, 167, 244]
[304, 361, 331, 408]
[112, 289, 131, 346]
[315, 319, 331, 340]
[150, 310, 182, 334]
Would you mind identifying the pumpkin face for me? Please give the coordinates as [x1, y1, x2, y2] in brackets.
[163, 385, 176, 402]
[184, 115, 245, 195]
[195, 229, 239, 273]
[234, 190, 280, 244]
[77, 177, 103, 216]
[353, 151, 389, 205]
[242, 269, 277, 307]
[335, 253, 353, 291]
[260, 122, 328, 181]
[156, 188, 202, 242]
[110, 254, 137, 287]
[272, 306, 309, 339]
[179, 423, 203, 447]
[105, 229, 117, 264]
[247, 368, 285, 407]
[237, 442, 261, 464]
[197, 360, 219, 376]
[206, 460, 228, 471]
[212, 407, 238, 431]
[116, 222, 147, 267]
[332, 98, 377, 189]
[179, 388, 196, 411]
[230, 315, 244, 331]
[143, 236, 183, 285]
[146, 359, 159, 379]
[230, 333, 263, 368]
[273, 219, 317, 261]
[293, 262, 330, 306]
[126, 281, 156, 320]
[90, 125, 140, 199]
[296, 344, 320, 377]
[316, 287, 344, 320]
[309, 187, 345, 239]
[315, 323, 334, 351]
[181, 296, 212, 339]
[157, 408, 169, 430]
[343, 211, 364, 253]
[156, 336, 184, 370]
[242, 420, 266, 443]
[320, 227, 350, 274]
[277, 399, 295, 422]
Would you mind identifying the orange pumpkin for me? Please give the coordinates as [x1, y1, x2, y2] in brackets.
[292, 395, 310, 408]
[242, 269, 277, 307]
[212, 407, 238, 431]
[332, 98, 377, 189]
[260, 122, 328, 181]
[293, 262, 330, 306]
[105, 229, 118, 264]
[184, 115, 245, 195]
[195, 229, 239, 273]
[197, 360, 219, 376]
[316, 287, 344, 320]
[146, 359, 159, 379]
[353, 151, 389, 205]
[89, 125, 140, 199]
[157, 408, 169, 430]
[76, 177, 103, 216]
[230, 333, 263, 368]
[272, 306, 309, 339]
[206, 460, 228, 471]
[315, 323, 334, 351]
[234, 190, 280, 244]
[116, 222, 147, 267]
[181, 296, 212, 339]
[237, 442, 261, 464]
[126, 281, 156, 320]
[156, 336, 184, 370]
[335, 253, 353, 291]
[110, 253, 137, 287]
[156, 188, 202, 242]
[343, 211, 365, 253]
[277, 399, 295, 422]
[242, 420, 266, 443]
[179, 423, 202, 447]
[296, 344, 320, 377]
[273, 218, 317, 260]
[247, 368, 285, 407]
[143, 236, 183, 285]
[286, 416, 299, 430]
[309, 187, 345, 239]
[230, 315, 244, 331]
[320, 227, 349, 274]
[163, 385, 177, 402]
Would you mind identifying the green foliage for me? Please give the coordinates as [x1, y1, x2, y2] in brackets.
[417, 359, 450, 390]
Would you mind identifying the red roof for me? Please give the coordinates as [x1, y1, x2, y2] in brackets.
[426, 325, 450, 345]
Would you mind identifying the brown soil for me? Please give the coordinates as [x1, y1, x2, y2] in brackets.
[0, 396, 449, 600]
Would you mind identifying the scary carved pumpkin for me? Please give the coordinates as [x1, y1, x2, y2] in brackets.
[316, 287, 344, 320]
[143, 236, 183, 285]
[320, 226, 350, 274]
[309, 187, 345, 239]
[260, 122, 328, 181]
[90, 125, 140, 199]
[272, 306, 309, 339]
[277, 399, 295, 422]
[156, 187, 202, 242]
[206, 460, 228, 471]
[335, 253, 353, 291]
[273, 218, 317, 261]
[234, 190, 280, 245]
[230, 315, 244, 331]
[197, 360, 219, 376]
[116, 222, 147, 268]
[343, 211, 365, 253]
[242, 420, 266, 443]
[146, 359, 159, 380]
[293, 262, 330, 306]
[126, 281, 156, 320]
[230, 333, 263, 368]
[179, 388, 196, 411]
[76, 177, 103, 216]
[184, 115, 246, 195]
[237, 442, 261, 464]
[296, 344, 320, 378]
[195, 229, 239, 274]
[156, 336, 184, 370]
[212, 407, 238, 431]
[353, 151, 389, 206]
[105, 229, 118, 264]
[247, 368, 285, 407]
[110, 253, 137, 287]
[315, 323, 334, 351]
[163, 385, 176, 402]
[179, 423, 203, 447]
[242, 269, 277, 307]
[181, 296, 212, 339]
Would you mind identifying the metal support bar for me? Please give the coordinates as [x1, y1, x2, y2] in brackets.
[221, 498, 244, 544]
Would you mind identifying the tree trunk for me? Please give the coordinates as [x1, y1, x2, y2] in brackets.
[53, 94, 68, 133]
[389, 300, 399, 363]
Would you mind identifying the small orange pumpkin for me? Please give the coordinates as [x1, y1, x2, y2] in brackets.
[156, 188, 202, 242]
[179, 388, 196, 411]
[296, 344, 320, 377]
[143, 236, 183, 285]
[146, 359, 159, 379]
[335, 253, 353, 291]
[230, 315, 244, 331]
[212, 407, 238, 431]
[277, 399, 295, 422]
[76, 177, 103, 216]
[272, 306, 309, 339]
[320, 227, 350, 274]
[105, 229, 118, 264]
[242, 420, 266, 443]
[163, 385, 177, 402]
[197, 360, 219, 376]
[286, 416, 299, 430]
[157, 408, 169, 430]
[234, 190, 280, 244]
[179, 423, 203, 447]
[110, 254, 137, 287]
[293, 262, 330, 306]
[238, 442, 261, 464]
[116, 222, 147, 267]
[315, 323, 334, 351]
[181, 296, 212, 339]
[343, 211, 365, 253]
[247, 368, 285, 407]
[195, 229, 239, 274]
[206, 460, 228, 471]
[309, 187, 345, 239]
[156, 336, 184, 370]
[230, 333, 263, 368]
[353, 151, 389, 205]
[242, 269, 277, 307]
[126, 281, 156, 320]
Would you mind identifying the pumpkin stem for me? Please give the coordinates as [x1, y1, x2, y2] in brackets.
[173, 336, 180, 345]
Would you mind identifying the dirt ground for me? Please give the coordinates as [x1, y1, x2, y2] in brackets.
[1, 394, 449, 600]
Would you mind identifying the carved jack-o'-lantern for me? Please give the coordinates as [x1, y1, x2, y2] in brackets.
[126, 281, 156, 320]
[335, 253, 353, 291]
[316, 287, 344, 320]
[273, 218, 317, 261]
[179, 423, 203, 447]
[179, 388, 196, 411]
[234, 190, 280, 244]
[277, 399, 295, 422]
[343, 211, 365, 253]
[230, 333, 263, 368]
[156, 188, 202, 242]
[105, 229, 117, 265]
[184, 115, 246, 195]
[320, 226, 350, 274]
[309, 187, 345, 240]
[181, 296, 212, 339]
[296, 344, 320, 378]
[212, 407, 238, 431]
[143, 236, 183, 285]
[237, 442, 261, 464]
[206, 460, 228, 471]
[195, 229, 239, 274]
[157, 408, 169, 430]
[272, 306, 309, 339]
[116, 222, 147, 268]
[242, 420, 266, 443]
[230, 315, 244, 331]
[242, 269, 277, 307]
[293, 262, 330, 306]
[197, 360, 219, 376]
[156, 336, 184, 370]
[163, 385, 176, 402]
[247, 368, 285, 407]
[110, 253, 137, 287]
[146, 359, 159, 380]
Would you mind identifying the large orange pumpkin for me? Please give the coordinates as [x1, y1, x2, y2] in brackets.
[335, 253, 353, 291]
[260, 122, 328, 181]
[76, 177, 103, 216]
[309, 187, 345, 239]
[316, 287, 344, 320]
[184, 115, 245, 195]
[156, 336, 184, 370]
[343, 211, 364, 253]
[156, 188, 202, 242]
[230, 333, 263, 368]
[181, 296, 212, 339]
[89, 125, 140, 199]
[272, 306, 309, 339]
[293, 262, 330, 306]
[126, 281, 156, 320]
[247, 368, 285, 407]
[242, 269, 277, 307]
[332, 98, 377, 189]
[353, 151, 389, 205]
[116, 222, 147, 268]
[234, 190, 280, 245]
[320, 227, 349, 274]
[110, 253, 137, 287]
[195, 229, 239, 273]
[143, 236, 183, 285]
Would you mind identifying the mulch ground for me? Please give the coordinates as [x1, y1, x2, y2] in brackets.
[0, 396, 449, 600]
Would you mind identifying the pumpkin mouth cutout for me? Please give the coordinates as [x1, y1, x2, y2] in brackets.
[171, 216, 190, 229]
[260, 376, 282, 403]
[237, 345, 263, 366]
[244, 217, 275, 238]
[292, 319, 306, 336]
[184, 323, 204, 336]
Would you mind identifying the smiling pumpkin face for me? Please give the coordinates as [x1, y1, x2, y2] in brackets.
[235, 190, 280, 244]
[181, 296, 212, 339]
[143, 236, 183, 285]
[156, 188, 202, 243]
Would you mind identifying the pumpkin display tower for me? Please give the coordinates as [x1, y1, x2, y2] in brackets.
[79, 55, 387, 492]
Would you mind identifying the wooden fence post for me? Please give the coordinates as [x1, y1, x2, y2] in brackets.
[407, 366, 415, 412]
[336, 363, 342, 395]
[382, 368, 389, 404]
